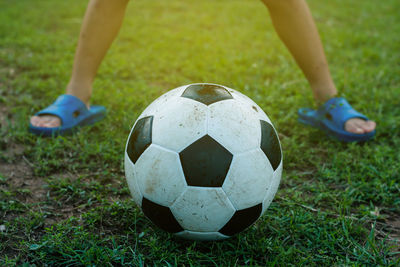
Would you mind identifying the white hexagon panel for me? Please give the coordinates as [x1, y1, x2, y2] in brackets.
[229, 89, 272, 124]
[134, 144, 187, 207]
[124, 152, 143, 206]
[208, 99, 261, 154]
[170, 187, 236, 232]
[137, 86, 186, 120]
[223, 149, 274, 210]
[151, 97, 208, 152]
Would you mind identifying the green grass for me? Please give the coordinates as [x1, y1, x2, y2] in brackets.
[1, 0, 399, 265]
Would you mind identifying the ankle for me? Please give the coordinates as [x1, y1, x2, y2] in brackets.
[312, 86, 338, 105]
[66, 83, 92, 105]
[314, 93, 338, 106]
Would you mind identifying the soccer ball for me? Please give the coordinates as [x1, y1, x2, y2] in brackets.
[124, 83, 282, 241]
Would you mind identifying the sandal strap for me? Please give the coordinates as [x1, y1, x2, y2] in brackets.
[317, 97, 368, 130]
[35, 94, 89, 128]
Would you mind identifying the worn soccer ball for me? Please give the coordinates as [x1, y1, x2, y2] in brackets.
[124, 83, 282, 241]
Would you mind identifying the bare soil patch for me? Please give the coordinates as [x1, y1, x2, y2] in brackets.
[0, 104, 48, 222]
[386, 216, 400, 250]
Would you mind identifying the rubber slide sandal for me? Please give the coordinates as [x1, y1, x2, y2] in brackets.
[298, 97, 375, 142]
[29, 94, 106, 137]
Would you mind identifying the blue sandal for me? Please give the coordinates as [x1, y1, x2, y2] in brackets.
[29, 94, 106, 137]
[298, 97, 376, 142]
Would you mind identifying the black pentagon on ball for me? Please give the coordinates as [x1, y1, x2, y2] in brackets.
[126, 116, 153, 164]
[181, 84, 233, 105]
[179, 135, 233, 187]
[260, 120, 282, 171]
[218, 203, 262, 236]
[141, 197, 183, 233]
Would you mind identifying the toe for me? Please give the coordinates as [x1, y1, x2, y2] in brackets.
[345, 118, 366, 134]
[30, 115, 61, 128]
[44, 120, 59, 128]
[43, 123, 54, 128]
[352, 127, 364, 134]
[30, 116, 40, 126]
[363, 120, 376, 133]
[42, 116, 53, 123]
[353, 119, 376, 133]
[345, 118, 376, 134]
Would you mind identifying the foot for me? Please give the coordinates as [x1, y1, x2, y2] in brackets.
[298, 97, 376, 142]
[316, 95, 376, 135]
[29, 94, 106, 137]
[344, 118, 376, 134]
[30, 100, 90, 128]
[30, 114, 61, 128]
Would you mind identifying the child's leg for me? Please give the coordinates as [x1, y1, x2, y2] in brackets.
[261, 0, 375, 134]
[30, 0, 129, 128]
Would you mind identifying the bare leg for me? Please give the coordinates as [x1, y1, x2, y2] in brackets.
[261, 0, 375, 134]
[30, 0, 129, 128]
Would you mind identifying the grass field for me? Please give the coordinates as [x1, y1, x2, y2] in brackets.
[1, 0, 399, 265]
